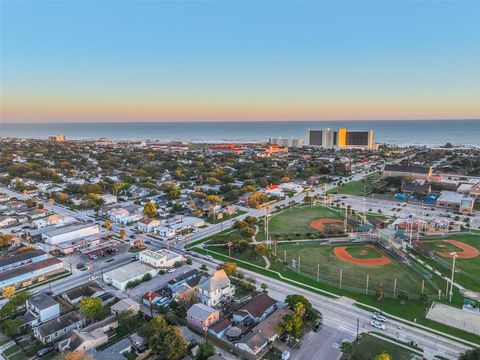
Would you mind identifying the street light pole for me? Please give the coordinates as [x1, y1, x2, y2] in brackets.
[449, 252, 457, 302]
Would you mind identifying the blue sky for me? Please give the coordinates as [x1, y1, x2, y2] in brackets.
[1, 0, 479, 122]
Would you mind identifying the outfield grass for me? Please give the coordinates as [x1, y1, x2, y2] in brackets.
[213, 242, 437, 298]
[417, 234, 480, 292]
[346, 245, 382, 259]
[351, 334, 417, 360]
[267, 205, 344, 234]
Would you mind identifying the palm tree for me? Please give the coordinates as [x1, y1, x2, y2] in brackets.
[104, 220, 112, 240]
[261, 283, 268, 293]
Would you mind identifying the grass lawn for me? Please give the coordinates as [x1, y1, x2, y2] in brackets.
[352, 334, 417, 360]
[328, 173, 382, 196]
[346, 245, 383, 259]
[417, 234, 480, 292]
[267, 205, 345, 235]
[208, 242, 437, 299]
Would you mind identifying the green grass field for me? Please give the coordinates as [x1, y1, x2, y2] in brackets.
[327, 172, 382, 196]
[351, 334, 418, 360]
[267, 205, 345, 234]
[346, 245, 382, 259]
[417, 234, 480, 292]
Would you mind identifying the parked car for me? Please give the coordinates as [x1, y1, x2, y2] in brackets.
[372, 313, 387, 322]
[167, 268, 177, 273]
[370, 320, 386, 330]
[130, 234, 136, 239]
[88, 275, 98, 281]
[37, 347, 54, 357]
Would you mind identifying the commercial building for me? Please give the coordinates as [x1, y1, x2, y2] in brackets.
[49, 135, 66, 142]
[42, 223, 99, 246]
[102, 262, 157, 290]
[436, 191, 475, 214]
[139, 249, 185, 269]
[382, 164, 433, 181]
[0, 257, 64, 291]
[0, 249, 48, 272]
[269, 137, 304, 148]
[307, 128, 375, 150]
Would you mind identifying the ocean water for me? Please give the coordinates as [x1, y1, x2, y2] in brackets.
[1, 120, 479, 147]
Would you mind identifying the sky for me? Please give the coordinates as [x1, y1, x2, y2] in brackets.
[1, 0, 480, 123]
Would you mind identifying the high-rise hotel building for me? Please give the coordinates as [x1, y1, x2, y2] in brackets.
[307, 128, 375, 150]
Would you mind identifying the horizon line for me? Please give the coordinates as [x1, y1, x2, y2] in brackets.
[2, 118, 480, 125]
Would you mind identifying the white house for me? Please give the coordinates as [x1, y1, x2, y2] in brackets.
[198, 270, 235, 307]
[23, 293, 60, 327]
[108, 207, 143, 225]
[32, 214, 76, 229]
[278, 182, 304, 194]
[0, 216, 17, 228]
[137, 217, 161, 233]
[100, 194, 117, 205]
[139, 249, 185, 269]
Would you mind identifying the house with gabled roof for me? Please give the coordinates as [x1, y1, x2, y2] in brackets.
[233, 293, 278, 325]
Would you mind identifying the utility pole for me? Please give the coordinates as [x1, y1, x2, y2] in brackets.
[356, 318, 359, 340]
[449, 252, 458, 302]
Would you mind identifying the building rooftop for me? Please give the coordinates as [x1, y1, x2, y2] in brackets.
[0, 249, 47, 269]
[42, 222, 96, 237]
[28, 293, 59, 310]
[103, 262, 155, 283]
[437, 191, 475, 204]
[0, 257, 63, 282]
[140, 249, 179, 261]
[187, 303, 218, 320]
[384, 164, 431, 174]
[35, 311, 83, 338]
[236, 293, 277, 319]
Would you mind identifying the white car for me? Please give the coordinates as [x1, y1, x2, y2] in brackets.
[372, 314, 387, 322]
[167, 268, 177, 273]
[371, 320, 386, 330]
[88, 275, 98, 281]
[204, 255, 213, 260]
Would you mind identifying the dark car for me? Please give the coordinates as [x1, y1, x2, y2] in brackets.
[313, 321, 322, 332]
[130, 235, 136, 239]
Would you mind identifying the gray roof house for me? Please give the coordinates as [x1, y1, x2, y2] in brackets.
[33, 311, 85, 344]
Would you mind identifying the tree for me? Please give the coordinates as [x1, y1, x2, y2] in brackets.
[196, 342, 214, 360]
[398, 291, 409, 304]
[141, 316, 186, 360]
[375, 352, 392, 360]
[240, 226, 255, 238]
[104, 219, 112, 240]
[0, 319, 22, 337]
[256, 244, 267, 256]
[206, 195, 222, 204]
[261, 283, 268, 293]
[459, 348, 480, 360]
[117, 309, 137, 333]
[2, 286, 15, 299]
[57, 351, 93, 360]
[119, 228, 126, 241]
[79, 297, 102, 320]
[340, 341, 354, 359]
[218, 262, 237, 276]
[143, 202, 158, 217]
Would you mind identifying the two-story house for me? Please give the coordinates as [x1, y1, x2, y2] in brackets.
[198, 270, 235, 307]
[22, 293, 60, 327]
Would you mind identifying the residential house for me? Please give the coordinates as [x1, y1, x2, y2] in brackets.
[186, 303, 220, 330]
[22, 293, 60, 327]
[233, 293, 278, 325]
[62, 281, 106, 305]
[198, 270, 235, 307]
[33, 311, 85, 344]
[0, 216, 18, 228]
[110, 298, 140, 315]
[100, 194, 117, 205]
[26, 208, 48, 220]
[58, 315, 118, 353]
[236, 308, 290, 357]
[137, 217, 161, 233]
[32, 214, 76, 229]
[208, 318, 232, 339]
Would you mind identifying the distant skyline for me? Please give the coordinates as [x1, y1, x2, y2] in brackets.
[1, 1, 480, 123]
